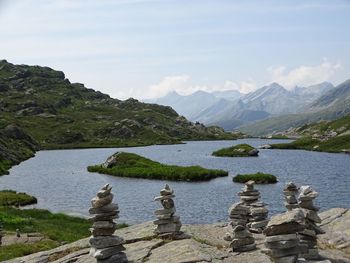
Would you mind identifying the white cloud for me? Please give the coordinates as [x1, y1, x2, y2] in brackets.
[143, 76, 257, 99]
[267, 59, 342, 89]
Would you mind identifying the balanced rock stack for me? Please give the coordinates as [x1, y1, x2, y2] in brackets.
[154, 184, 182, 238]
[229, 225, 256, 252]
[283, 182, 299, 211]
[89, 184, 127, 263]
[224, 201, 256, 251]
[263, 209, 305, 263]
[227, 203, 250, 229]
[298, 185, 323, 260]
[239, 180, 269, 233]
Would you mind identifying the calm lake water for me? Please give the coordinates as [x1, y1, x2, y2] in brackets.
[0, 139, 349, 224]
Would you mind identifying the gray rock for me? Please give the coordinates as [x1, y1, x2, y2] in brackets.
[89, 236, 124, 249]
[264, 209, 305, 236]
[90, 245, 126, 259]
[248, 148, 259, 156]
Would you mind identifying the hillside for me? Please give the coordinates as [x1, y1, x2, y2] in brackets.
[270, 114, 350, 153]
[240, 79, 350, 136]
[0, 60, 238, 174]
[0, 124, 39, 175]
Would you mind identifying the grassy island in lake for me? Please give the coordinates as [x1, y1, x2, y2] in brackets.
[88, 152, 228, 181]
[212, 143, 258, 157]
[233, 172, 277, 184]
[0, 190, 37, 206]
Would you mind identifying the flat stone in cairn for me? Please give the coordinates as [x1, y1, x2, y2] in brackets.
[263, 209, 305, 263]
[239, 180, 269, 233]
[298, 185, 324, 260]
[153, 184, 183, 239]
[283, 182, 299, 211]
[89, 184, 127, 263]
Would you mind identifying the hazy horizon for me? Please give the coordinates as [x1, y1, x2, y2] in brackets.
[1, 0, 349, 100]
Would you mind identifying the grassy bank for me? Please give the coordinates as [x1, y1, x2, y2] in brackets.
[88, 152, 228, 181]
[0, 190, 37, 206]
[212, 143, 257, 157]
[271, 135, 350, 153]
[232, 172, 277, 184]
[0, 207, 91, 261]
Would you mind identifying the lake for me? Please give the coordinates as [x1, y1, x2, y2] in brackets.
[0, 139, 349, 224]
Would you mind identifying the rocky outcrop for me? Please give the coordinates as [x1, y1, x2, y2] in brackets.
[4, 209, 350, 263]
[0, 124, 39, 175]
[319, 208, 350, 257]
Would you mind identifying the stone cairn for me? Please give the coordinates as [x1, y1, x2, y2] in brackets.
[263, 209, 305, 263]
[153, 184, 182, 238]
[225, 202, 256, 252]
[224, 182, 260, 252]
[283, 182, 299, 211]
[298, 185, 324, 260]
[239, 180, 269, 233]
[89, 184, 127, 263]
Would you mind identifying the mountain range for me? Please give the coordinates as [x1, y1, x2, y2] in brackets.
[146, 81, 335, 131]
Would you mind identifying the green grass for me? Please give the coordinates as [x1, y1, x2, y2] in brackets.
[0, 240, 59, 261]
[0, 207, 92, 261]
[88, 152, 228, 181]
[271, 137, 319, 150]
[212, 143, 257, 157]
[271, 135, 350, 153]
[232, 172, 277, 184]
[0, 206, 128, 261]
[0, 190, 37, 206]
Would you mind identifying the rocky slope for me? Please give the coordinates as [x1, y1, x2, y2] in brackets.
[5, 208, 349, 263]
[269, 114, 350, 153]
[0, 124, 39, 175]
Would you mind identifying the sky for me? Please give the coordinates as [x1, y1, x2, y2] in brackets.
[0, 0, 349, 99]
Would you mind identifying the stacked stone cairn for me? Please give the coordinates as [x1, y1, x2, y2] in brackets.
[263, 209, 305, 263]
[89, 184, 127, 263]
[224, 182, 257, 252]
[153, 184, 182, 238]
[239, 180, 269, 233]
[283, 182, 299, 211]
[225, 202, 256, 252]
[298, 185, 324, 260]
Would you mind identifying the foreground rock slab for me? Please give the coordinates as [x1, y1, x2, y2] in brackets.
[4, 209, 350, 263]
